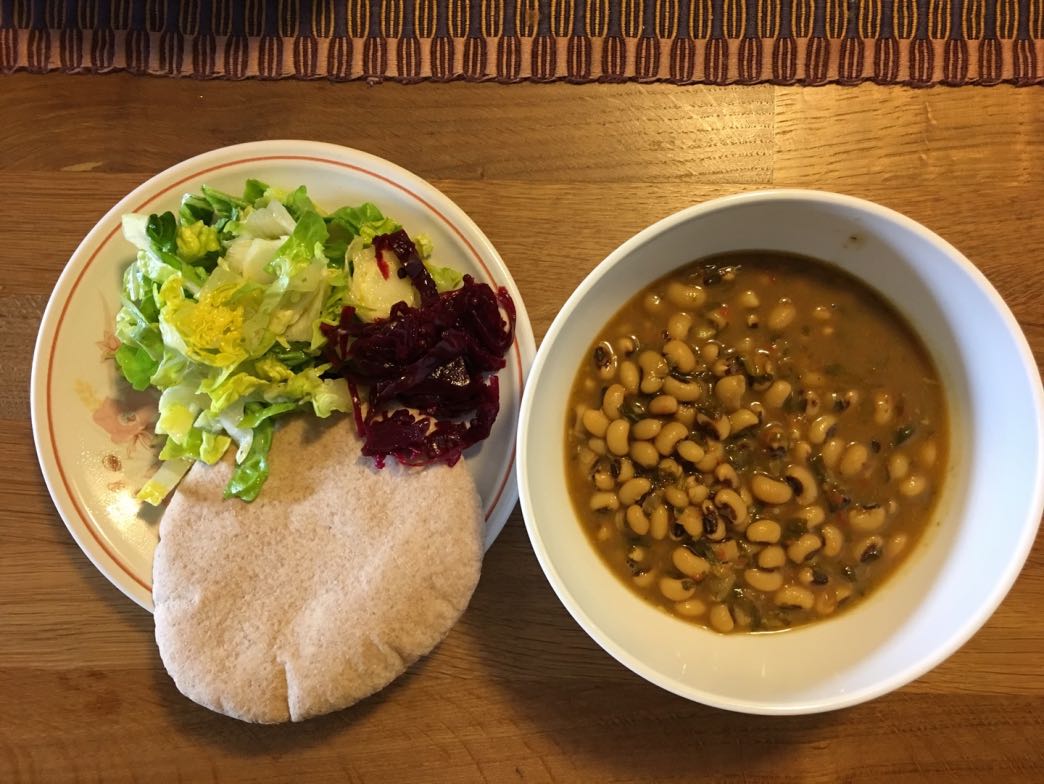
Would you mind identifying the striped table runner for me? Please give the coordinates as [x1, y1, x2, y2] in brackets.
[2, 0, 1042, 85]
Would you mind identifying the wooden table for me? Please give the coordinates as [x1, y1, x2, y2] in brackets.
[3, 74, 1043, 782]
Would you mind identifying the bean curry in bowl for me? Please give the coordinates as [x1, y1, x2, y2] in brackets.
[565, 253, 947, 634]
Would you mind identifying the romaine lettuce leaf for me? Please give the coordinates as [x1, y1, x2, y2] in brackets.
[223, 416, 274, 501]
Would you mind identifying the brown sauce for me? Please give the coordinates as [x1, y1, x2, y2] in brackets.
[564, 252, 948, 633]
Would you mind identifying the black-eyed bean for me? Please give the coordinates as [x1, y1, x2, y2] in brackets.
[617, 457, 635, 482]
[714, 374, 747, 411]
[618, 360, 640, 394]
[873, 390, 894, 425]
[627, 544, 646, 563]
[614, 336, 637, 355]
[664, 485, 689, 508]
[714, 488, 748, 526]
[577, 447, 598, 473]
[839, 443, 869, 477]
[887, 533, 909, 557]
[696, 411, 731, 441]
[667, 281, 706, 310]
[820, 524, 843, 557]
[638, 350, 669, 375]
[746, 519, 782, 544]
[709, 603, 735, 633]
[666, 311, 695, 340]
[593, 472, 615, 491]
[812, 305, 832, 321]
[619, 478, 652, 506]
[786, 533, 822, 563]
[642, 292, 664, 314]
[658, 458, 683, 479]
[808, 414, 837, 445]
[632, 568, 657, 588]
[675, 598, 708, 617]
[706, 306, 729, 330]
[632, 418, 663, 441]
[630, 440, 660, 468]
[899, 474, 927, 497]
[663, 339, 697, 373]
[602, 383, 626, 420]
[888, 452, 910, 480]
[716, 539, 740, 562]
[802, 370, 826, 388]
[675, 404, 696, 427]
[654, 421, 689, 455]
[739, 486, 753, 506]
[767, 299, 797, 330]
[676, 440, 705, 464]
[663, 376, 702, 402]
[581, 408, 610, 438]
[625, 504, 650, 535]
[677, 505, 703, 537]
[589, 491, 619, 512]
[797, 566, 816, 585]
[640, 373, 665, 395]
[835, 584, 854, 604]
[792, 440, 813, 462]
[738, 289, 760, 308]
[695, 440, 723, 472]
[714, 463, 739, 488]
[744, 568, 784, 593]
[757, 544, 786, 569]
[815, 590, 837, 616]
[729, 408, 759, 433]
[848, 505, 886, 532]
[659, 576, 696, 602]
[820, 437, 844, 468]
[700, 342, 720, 363]
[687, 480, 710, 504]
[650, 504, 669, 539]
[799, 389, 822, 417]
[703, 507, 727, 541]
[751, 474, 793, 505]
[649, 394, 679, 415]
[588, 438, 607, 456]
[763, 379, 792, 409]
[784, 465, 818, 504]
[918, 440, 938, 468]
[673, 547, 711, 579]
[774, 584, 814, 609]
[606, 419, 631, 456]
[854, 535, 884, 563]
[795, 505, 826, 528]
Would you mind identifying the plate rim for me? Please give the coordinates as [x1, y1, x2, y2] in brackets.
[30, 139, 535, 612]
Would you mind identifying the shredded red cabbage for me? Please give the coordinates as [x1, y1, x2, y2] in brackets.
[322, 229, 516, 468]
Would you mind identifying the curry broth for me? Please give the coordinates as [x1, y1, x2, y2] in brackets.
[565, 252, 948, 633]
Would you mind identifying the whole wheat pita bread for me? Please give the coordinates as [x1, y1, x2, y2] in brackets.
[152, 414, 483, 723]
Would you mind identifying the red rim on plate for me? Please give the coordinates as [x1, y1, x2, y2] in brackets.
[37, 149, 530, 601]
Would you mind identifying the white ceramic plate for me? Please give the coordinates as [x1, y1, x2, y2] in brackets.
[31, 140, 535, 612]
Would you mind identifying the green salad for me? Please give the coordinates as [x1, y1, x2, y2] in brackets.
[114, 180, 462, 504]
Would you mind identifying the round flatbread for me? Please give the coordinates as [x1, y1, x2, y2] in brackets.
[152, 414, 484, 723]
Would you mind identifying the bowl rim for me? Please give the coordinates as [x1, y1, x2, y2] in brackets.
[517, 187, 1044, 715]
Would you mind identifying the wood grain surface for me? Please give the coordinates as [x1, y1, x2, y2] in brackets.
[2, 75, 1043, 783]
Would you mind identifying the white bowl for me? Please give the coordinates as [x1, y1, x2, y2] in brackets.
[517, 189, 1044, 714]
